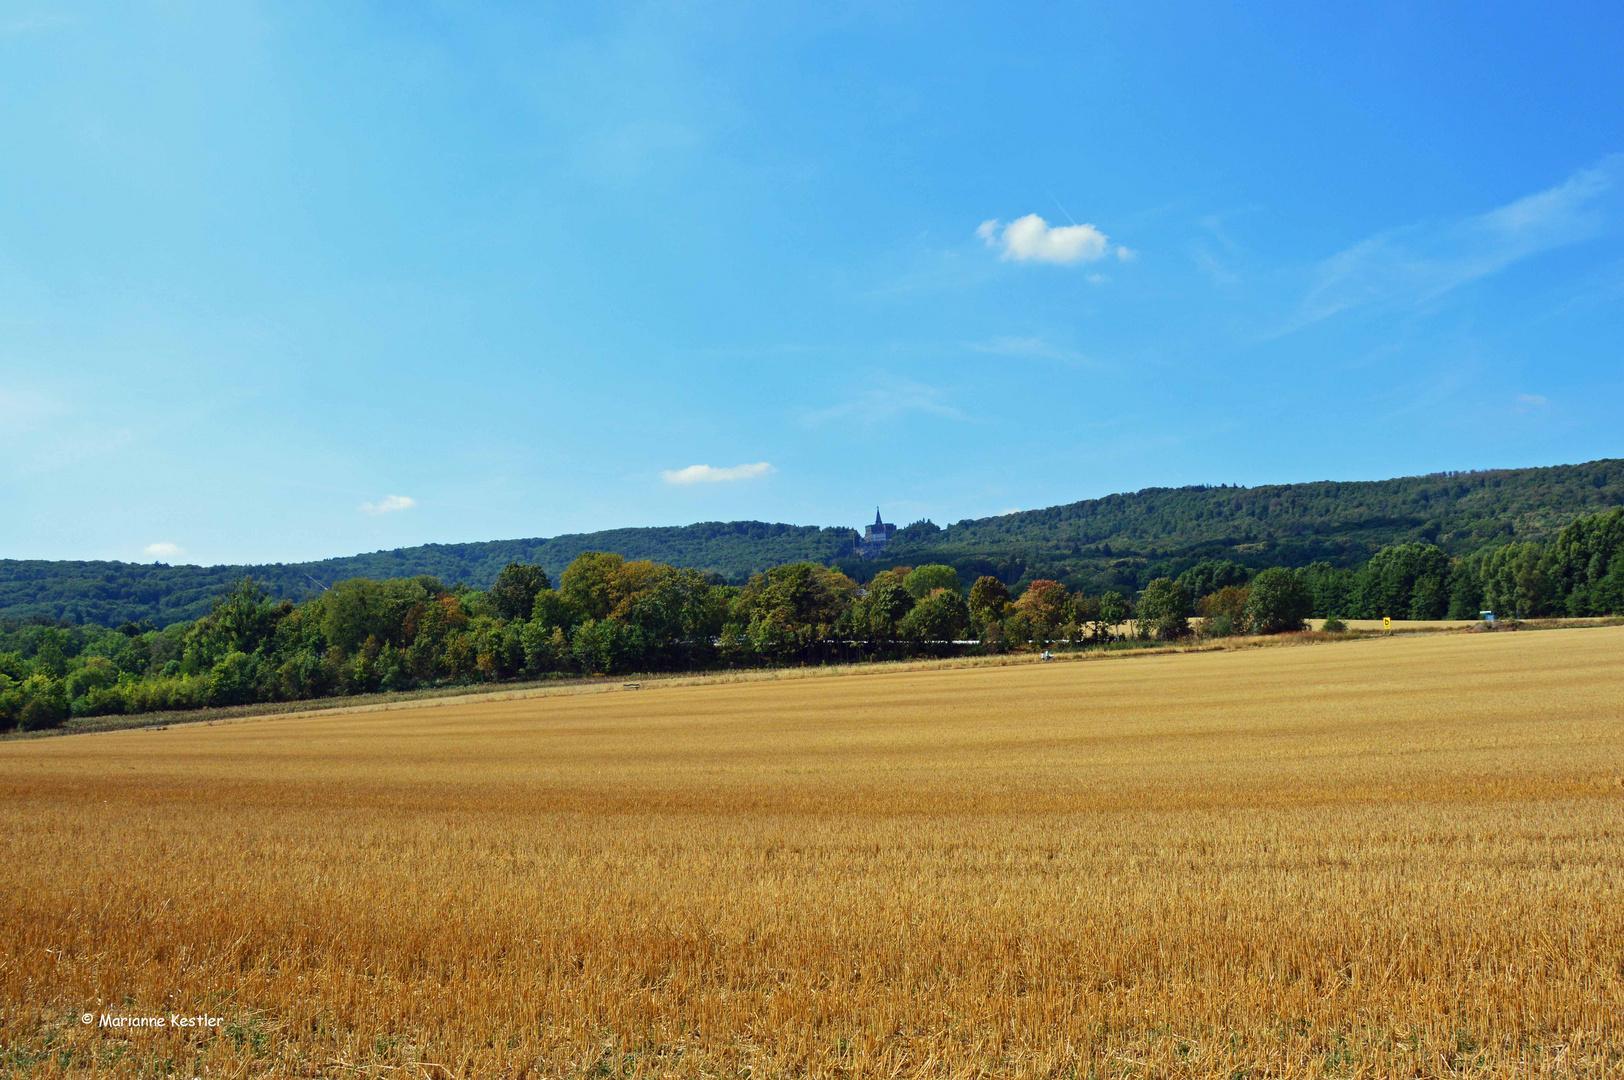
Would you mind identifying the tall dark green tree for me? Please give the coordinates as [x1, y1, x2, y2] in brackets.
[1137, 578, 1192, 640]
[1352, 543, 1451, 620]
[1297, 562, 1356, 618]
[1095, 591, 1131, 641]
[1479, 542, 1552, 618]
[1445, 559, 1484, 619]
[489, 563, 552, 621]
[1176, 560, 1250, 601]
[861, 583, 916, 640]
[1245, 568, 1313, 634]
[186, 578, 279, 668]
[1546, 508, 1624, 615]
[900, 588, 970, 641]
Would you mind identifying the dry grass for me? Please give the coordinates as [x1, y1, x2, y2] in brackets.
[2, 628, 1622, 1078]
[1304, 618, 1480, 631]
[4, 627, 1369, 741]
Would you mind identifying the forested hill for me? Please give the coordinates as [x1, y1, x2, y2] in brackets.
[868, 457, 1624, 595]
[0, 523, 857, 628]
[4, 458, 1621, 628]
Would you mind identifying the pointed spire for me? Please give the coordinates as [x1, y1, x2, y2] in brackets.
[875, 507, 883, 526]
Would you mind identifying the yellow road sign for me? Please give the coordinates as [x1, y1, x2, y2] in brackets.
[1383, 616, 1391, 630]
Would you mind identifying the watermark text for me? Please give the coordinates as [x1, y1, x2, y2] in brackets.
[82, 1013, 224, 1029]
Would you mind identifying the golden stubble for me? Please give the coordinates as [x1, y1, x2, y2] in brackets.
[2, 628, 1622, 1078]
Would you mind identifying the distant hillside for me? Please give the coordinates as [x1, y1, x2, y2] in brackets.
[0, 522, 857, 628]
[3, 458, 1620, 627]
[863, 457, 1624, 597]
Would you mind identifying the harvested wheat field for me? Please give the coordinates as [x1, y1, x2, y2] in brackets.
[2, 629, 1622, 1079]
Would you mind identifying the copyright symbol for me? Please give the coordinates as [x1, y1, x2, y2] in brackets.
[81, 1013, 92, 1024]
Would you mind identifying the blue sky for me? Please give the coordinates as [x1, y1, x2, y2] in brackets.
[3, 2, 1622, 565]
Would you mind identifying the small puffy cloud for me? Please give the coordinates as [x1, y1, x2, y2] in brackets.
[977, 213, 1115, 265]
[662, 462, 776, 485]
[144, 541, 183, 558]
[1515, 394, 1550, 413]
[360, 494, 417, 515]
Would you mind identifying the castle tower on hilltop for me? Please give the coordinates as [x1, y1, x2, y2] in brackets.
[855, 507, 896, 559]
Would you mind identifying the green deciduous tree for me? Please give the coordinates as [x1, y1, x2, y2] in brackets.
[1244, 568, 1313, 634]
[1352, 543, 1451, 620]
[1445, 559, 1484, 619]
[64, 656, 118, 700]
[1297, 562, 1355, 618]
[570, 618, 647, 674]
[861, 583, 916, 640]
[184, 578, 279, 669]
[17, 676, 69, 730]
[559, 552, 636, 622]
[1596, 551, 1624, 615]
[967, 576, 1012, 621]
[1546, 507, 1624, 615]
[1176, 560, 1250, 601]
[903, 564, 960, 599]
[1197, 586, 1250, 638]
[1479, 542, 1552, 618]
[207, 651, 260, 706]
[529, 589, 584, 637]
[735, 562, 857, 638]
[900, 588, 970, 642]
[1137, 578, 1192, 640]
[1096, 592, 1130, 640]
[317, 577, 438, 654]
[489, 563, 552, 621]
[611, 565, 725, 666]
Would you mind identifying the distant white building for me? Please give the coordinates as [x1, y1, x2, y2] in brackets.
[854, 508, 896, 559]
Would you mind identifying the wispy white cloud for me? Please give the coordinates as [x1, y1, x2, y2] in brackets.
[360, 494, 417, 515]
[661, 462, 775, 484]
[0, 15, 75, 35]
[1192, 244, 1239, 286]
[0, 387, 65, 433]
[1292, 155, 1622, 329]
[1515, 393, 1550, 413]
[803, 377, 968, 426]
[144, 541, 184, 558]
[0, 385, 141, 479]
[966, 336, 1094, 366]
[977, 214, 1127, 265]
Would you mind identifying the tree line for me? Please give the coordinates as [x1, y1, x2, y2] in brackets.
[3, 508, 1619, 732]
[5, 459, 1618, 629]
